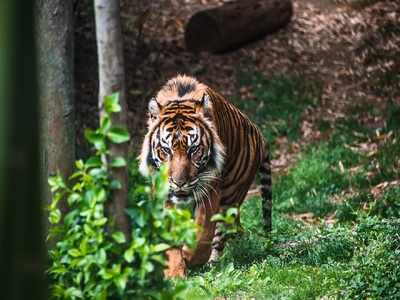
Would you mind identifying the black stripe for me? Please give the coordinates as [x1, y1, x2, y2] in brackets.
[177, 82, 196, 97]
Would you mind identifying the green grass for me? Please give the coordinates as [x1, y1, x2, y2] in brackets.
[233, 72, 319, 151]
[274, 141, 358, 216]
[178, 73, 400, 299]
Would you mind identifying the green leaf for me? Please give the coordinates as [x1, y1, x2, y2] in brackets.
[144, 261, 154, 272]
[49, 266, 68, 275]
[64, 210, 79, 226]
[100, 115, 111, 134]
[124, 248, 134, 263]
[210, 213, 225, 222]
[49, 209, 61, 224]
[110, 156, 126, 168]
[89, 167, 105, 178]
[152, 243, 171, 253]
[114, 276, 127, 292]
[226, 207, 238, 217]
[93, 217, 107, 226]
[104, 93, 121, 113]
[107, 127, 130, 144]
[112, 231, 126, 244]
[109, 179, 122, 190]
[85, 156, 102, 168]
[79, 240, 88, 255]
[65, 287, 83, 299]
[68, 249, 81, 257]
[84, 189, 95, 205]
[151, 254, 164, 265]
[67, 193, 81, 205]
[97, 248, 107, 265]
[95, 188, 107, 203]
[75, 160, 84, 170]
[153, 220, 162, 228]
[133, 237, 146, 248]
[69, 171, 82, 180]
[48, 175, 65, 192]
[84, 224, 95, 235]
[99, 268, 114, 280]
[85, 129, 105, 150]
[111, 264, 121, 274]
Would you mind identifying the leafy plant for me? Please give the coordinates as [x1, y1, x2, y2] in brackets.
[211, 207, 241, 236]
[47, 93, 196, 299]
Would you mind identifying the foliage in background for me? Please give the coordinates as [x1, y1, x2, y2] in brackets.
[47, 94, 196, 300]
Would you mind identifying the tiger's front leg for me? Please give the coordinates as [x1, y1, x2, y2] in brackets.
[164, 186, 221, 277]
[164, 201, 187, 278]
[209, 207, 242, 263]
[184, 191, 221, 266]
[164, 248, 186, 278]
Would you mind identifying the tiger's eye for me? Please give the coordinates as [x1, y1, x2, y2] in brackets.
[161, 147, 170, 154]
[191, 146, 203, 160]
[158, 147, 170, 160]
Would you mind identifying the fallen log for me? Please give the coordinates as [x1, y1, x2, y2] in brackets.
[185, 0, 293, 53]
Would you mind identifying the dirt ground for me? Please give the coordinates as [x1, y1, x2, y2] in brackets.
[74, 0, 399, 168]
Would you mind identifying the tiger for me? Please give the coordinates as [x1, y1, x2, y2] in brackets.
[139, 75, 272, 277]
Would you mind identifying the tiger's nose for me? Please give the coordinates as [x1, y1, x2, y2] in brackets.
[169, 177, 185, 188]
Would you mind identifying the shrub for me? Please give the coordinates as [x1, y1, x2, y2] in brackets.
[47, 94, 196, 299]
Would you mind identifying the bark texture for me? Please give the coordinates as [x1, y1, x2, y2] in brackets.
[37, 0, 75, 217]
[185, 0, 293, 53]
[0, 0, 46, 299]
[94, 0, 130, 238]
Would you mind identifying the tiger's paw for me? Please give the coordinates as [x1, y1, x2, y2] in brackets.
[207, 248, 221, 264]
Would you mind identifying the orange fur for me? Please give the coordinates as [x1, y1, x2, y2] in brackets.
[140, 75, 272, 277]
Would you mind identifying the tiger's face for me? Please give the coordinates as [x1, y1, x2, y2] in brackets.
[140, 95, 225, 205]
[152, 119, 212, 203]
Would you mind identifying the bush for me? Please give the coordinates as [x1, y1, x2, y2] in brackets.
[47, 94, 196, 299]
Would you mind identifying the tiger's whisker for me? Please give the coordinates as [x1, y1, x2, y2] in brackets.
[197, 183, 213, 215]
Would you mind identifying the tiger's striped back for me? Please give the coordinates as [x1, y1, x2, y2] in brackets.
[206, 88, 271, 221]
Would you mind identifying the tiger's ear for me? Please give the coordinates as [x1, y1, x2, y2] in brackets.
[148, 97, 161, 119]
[198, 93, 213, 119]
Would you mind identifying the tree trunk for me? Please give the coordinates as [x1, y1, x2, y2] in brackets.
[0, 0, 46, 299]
[94, 0, 130, 238]
[185, 0, 293, 53]
[36, 0, 75, 225]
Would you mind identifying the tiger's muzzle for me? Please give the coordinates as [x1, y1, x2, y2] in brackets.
[168, 177, 199, 204]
